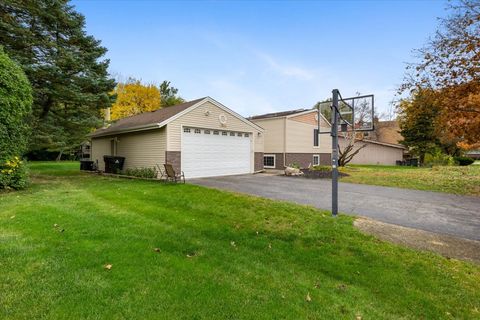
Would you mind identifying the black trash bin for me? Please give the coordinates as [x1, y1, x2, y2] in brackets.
[103, 156, 125, 174]
[80, 160, 94, 171]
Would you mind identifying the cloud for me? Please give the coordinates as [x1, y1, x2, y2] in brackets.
[208, 78, 278, 116]
[255, 51, 315, 80]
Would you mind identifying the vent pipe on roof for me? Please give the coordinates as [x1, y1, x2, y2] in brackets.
[103, 107, 111, 128]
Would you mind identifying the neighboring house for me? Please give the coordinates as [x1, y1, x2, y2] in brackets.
[249, 109, 332, 169]
[366, 119, 403, 145]
[466, 150, 480, 160]
[89, 97, 264, 178]
[338, 138, 405, 165]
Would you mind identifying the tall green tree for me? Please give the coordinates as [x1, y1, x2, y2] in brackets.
[159, 80, 185, 107]
[0, 47, 32, 160]
[0, 0, 115, 158]
[398, 90, 440, 165]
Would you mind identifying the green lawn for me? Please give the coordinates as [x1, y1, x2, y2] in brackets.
[341, 165, 480, 196]
[1, 162, 479, 319]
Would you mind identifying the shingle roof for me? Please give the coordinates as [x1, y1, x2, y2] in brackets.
[248, 108, 311, 120]
[89, 97, 207, 138]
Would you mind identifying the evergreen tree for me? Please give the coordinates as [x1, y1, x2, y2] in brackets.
[0, 0, 115, 158]
[398, 90, 439, 165]
[159, 81, 185, 107]
[0, 47, 32, 160]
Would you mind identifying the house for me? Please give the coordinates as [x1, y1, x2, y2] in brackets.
[88, 97, 264, 178]
[249, 108, 332, 169]
[338, 139, 405, 165]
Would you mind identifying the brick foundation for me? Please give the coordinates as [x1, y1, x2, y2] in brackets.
[254, 152, 264, 171]
[165, 151, 181, 172]
[285, 153, 332, 168]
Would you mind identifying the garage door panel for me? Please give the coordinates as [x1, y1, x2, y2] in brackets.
[182, 128, 251, 178]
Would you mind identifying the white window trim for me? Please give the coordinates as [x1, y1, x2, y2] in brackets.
[313, 155, 320, 166]
[264, 154, 276, 169]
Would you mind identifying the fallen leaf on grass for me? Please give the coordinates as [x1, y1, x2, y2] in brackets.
[305, 293, 312, 302]
[230, 241, 236, 247]
[10, 216, 15, 219]
[268, 243, 272, 249]
[186, 252, 196, 258]
[104, 264, 112, 270]
[153, 248, 161, 253]
[53, 223, 58, 227]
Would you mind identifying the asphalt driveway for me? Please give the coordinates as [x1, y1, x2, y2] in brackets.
[190, 174, 480, 241]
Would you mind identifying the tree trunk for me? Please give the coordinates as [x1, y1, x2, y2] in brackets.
[56, 149, 63, 161]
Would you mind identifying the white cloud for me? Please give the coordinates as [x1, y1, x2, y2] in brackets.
[255, 51, 315, 80]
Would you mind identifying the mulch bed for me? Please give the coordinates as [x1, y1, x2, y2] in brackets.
[284, 168, 349, 179]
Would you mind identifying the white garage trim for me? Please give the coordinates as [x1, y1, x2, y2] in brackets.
[181, 126, 253, 178]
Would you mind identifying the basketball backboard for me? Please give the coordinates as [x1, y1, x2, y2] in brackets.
[317, 94, 374, 133]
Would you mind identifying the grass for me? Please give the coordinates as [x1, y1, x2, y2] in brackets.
[1, 161, 479, 319]
[340, 164, 480, 196]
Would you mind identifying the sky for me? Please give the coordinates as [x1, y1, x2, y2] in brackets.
[72, 0, 448, 118]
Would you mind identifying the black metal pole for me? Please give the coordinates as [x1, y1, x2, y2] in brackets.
[331, 89, 339, 217]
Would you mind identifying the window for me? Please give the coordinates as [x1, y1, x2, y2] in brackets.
[230, 132, 235, 136]
[204, 130, 210, 134]
[313, 155, 320, 166]
[183, 128, 191, 133]
[222, 131, 227, 136]
[194, 129, 201, 134]
[213, 130, 219, 135]
[313, 129, 319, 147]
[237, 133, 242, 137]
[244, 133, 249, 138]
[263, 155, 275, 168]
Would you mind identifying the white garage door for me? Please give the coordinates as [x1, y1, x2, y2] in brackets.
[182, 127, 251, 178]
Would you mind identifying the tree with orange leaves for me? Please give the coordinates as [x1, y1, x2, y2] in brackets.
[400, 0, 480, 149]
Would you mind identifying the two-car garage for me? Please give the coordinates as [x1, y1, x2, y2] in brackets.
[89, 97, 265, 178]
[181, 127, 252, 178]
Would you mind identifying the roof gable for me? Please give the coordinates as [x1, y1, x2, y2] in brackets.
[89, 97, 263, 138]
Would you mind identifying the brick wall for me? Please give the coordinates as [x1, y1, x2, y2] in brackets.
[165, 151, 181, 172]
[285, 153, 331, 168]
[254, 152, 264, 172]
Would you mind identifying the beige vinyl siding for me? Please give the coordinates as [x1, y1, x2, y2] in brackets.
[339, 139, 404, 165]
[167, 101, 263, 152]
[250, 118, 285, 153]
[116, 128, 166, 170]
[285, 118, 331, 154]
[90, 128, 166, 171]
[91, 137, 111, 171]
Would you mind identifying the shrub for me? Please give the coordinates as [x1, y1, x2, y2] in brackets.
[454, 156, 475, 166]
[312, 165, 331, 172]
[124, 167, 157, 179]
[0, 156, 29, 190]
[0, 47, 33, 160]
[424, 151, 455, 166]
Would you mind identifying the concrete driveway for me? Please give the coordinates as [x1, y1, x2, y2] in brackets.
[190, 174, 480, 241]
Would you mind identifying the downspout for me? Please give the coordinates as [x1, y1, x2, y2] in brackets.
[283, 117, 287, 167]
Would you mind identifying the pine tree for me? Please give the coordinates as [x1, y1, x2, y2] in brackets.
[0, 0, 115, 158]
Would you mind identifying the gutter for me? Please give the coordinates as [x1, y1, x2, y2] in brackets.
[87, 123, 164, 138]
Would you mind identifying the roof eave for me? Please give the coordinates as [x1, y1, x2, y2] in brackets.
[88, 123, 164, 138]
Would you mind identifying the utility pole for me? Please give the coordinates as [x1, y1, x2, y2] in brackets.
[331, 89, 339, 217]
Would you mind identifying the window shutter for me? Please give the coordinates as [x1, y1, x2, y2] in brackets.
[314, 129, 319, 146]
